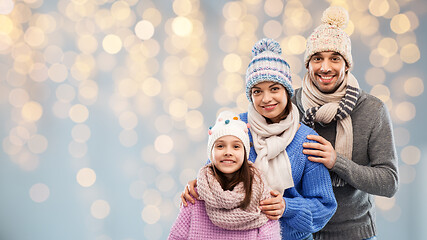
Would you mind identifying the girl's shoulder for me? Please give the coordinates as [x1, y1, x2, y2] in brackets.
[179, 197, 206, 216]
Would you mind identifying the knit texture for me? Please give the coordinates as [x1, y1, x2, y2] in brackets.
[293, 88, 399, 240]
[301, 72, 360, 186]
[207, 111, 250, 162]
[240, 112, 337, 240]
[304, 6, 353, 69]
[246, 38, 293, 101]
[197, 163, 271, 230]
[168, 199, 281, 240]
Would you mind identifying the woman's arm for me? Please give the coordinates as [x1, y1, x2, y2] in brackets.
[282, 163, 337, 233]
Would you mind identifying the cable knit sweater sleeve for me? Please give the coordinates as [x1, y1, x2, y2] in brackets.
[281, 127, 337, 234]
[282, 162, 337, 233]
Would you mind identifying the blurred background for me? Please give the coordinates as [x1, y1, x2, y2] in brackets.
[0, 0, 425, 239]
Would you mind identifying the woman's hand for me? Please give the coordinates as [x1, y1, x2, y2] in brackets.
[180, 179, 198, 207]
[303, 135, 337, 169]
[259, 190, 286, 220]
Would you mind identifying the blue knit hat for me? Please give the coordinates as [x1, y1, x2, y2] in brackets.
[245, 38, 293, 101]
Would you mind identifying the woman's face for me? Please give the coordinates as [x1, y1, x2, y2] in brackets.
[251, 81, 288, 123]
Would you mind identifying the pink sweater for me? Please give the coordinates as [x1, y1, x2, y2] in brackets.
[168, 199, 281, 240]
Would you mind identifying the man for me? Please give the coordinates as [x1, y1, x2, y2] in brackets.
[293, 6, 399, 240]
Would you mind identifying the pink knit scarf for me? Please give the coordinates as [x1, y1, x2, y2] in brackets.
[197, 163, 271, 230]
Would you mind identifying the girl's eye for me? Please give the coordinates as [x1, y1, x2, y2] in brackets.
[216, 144, 223, 148]
[252, 90, 260, 95]
[234, 145, 241, 149]
[271, 87, 279, 91]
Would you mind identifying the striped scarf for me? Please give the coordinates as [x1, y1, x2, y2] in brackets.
[301, 72, 360, 187]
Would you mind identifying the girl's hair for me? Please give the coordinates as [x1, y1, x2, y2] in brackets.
[210, 150, 257, 210]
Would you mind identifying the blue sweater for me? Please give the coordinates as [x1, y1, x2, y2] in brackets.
[239, 112, 337, 240]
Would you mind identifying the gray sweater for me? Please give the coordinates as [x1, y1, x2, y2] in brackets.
[293, 88, 399, 240]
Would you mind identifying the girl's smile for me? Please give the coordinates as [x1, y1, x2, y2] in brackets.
[212, 135, 245, 178]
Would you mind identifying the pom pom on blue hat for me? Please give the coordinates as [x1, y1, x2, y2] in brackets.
[245, 38, 294, 102]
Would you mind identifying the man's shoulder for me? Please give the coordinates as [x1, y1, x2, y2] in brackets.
[356, 90, 387, 110]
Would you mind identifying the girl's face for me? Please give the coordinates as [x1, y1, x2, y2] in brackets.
[212, 135, 245, 178]
[251, 81, 288, 123]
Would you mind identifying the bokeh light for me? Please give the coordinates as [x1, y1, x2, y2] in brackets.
[76, 167, 97, 187]
[403, 77, 423, 97]
[102, 34, 122, 54]
[21, 101, 43, 122]
[91, 200, 111, 219]
[135, 20, 155, 40]
[69, 104, 89, 123]
[29, 183, 50, 203]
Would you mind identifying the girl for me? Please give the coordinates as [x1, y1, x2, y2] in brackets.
[182, 39, 337, 240]
[169, 111, 281, 239]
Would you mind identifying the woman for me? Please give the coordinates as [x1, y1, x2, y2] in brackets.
[182, 38, 337, 240]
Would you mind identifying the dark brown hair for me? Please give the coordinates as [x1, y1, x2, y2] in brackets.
[210, 151, 256, 210]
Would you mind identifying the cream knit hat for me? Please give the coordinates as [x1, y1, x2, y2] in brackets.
[304, 6, 353, 69]
[207, 111, 250, 162]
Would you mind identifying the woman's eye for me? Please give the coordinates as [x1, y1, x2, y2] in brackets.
[234, 145, 241, 149]
[252, 90, 260, 95]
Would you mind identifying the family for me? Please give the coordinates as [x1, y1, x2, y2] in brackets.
[168, 6, 398, 240]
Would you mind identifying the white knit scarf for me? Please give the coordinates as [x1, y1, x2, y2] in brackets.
[248, 103, 299, 194]
[301, 72, 360, 186]
[197, 163, 270, 230]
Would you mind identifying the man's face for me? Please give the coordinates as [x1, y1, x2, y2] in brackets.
[308, 51, 348, 93]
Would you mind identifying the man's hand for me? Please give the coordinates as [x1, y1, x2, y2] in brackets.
[303, 135, 337, 169]
[259, 190, 286, 220]
[180, 179, 198, 207]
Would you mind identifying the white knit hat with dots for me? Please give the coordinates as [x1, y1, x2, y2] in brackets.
[304, 6, 353, 69]
[207, 111, 250, 162]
